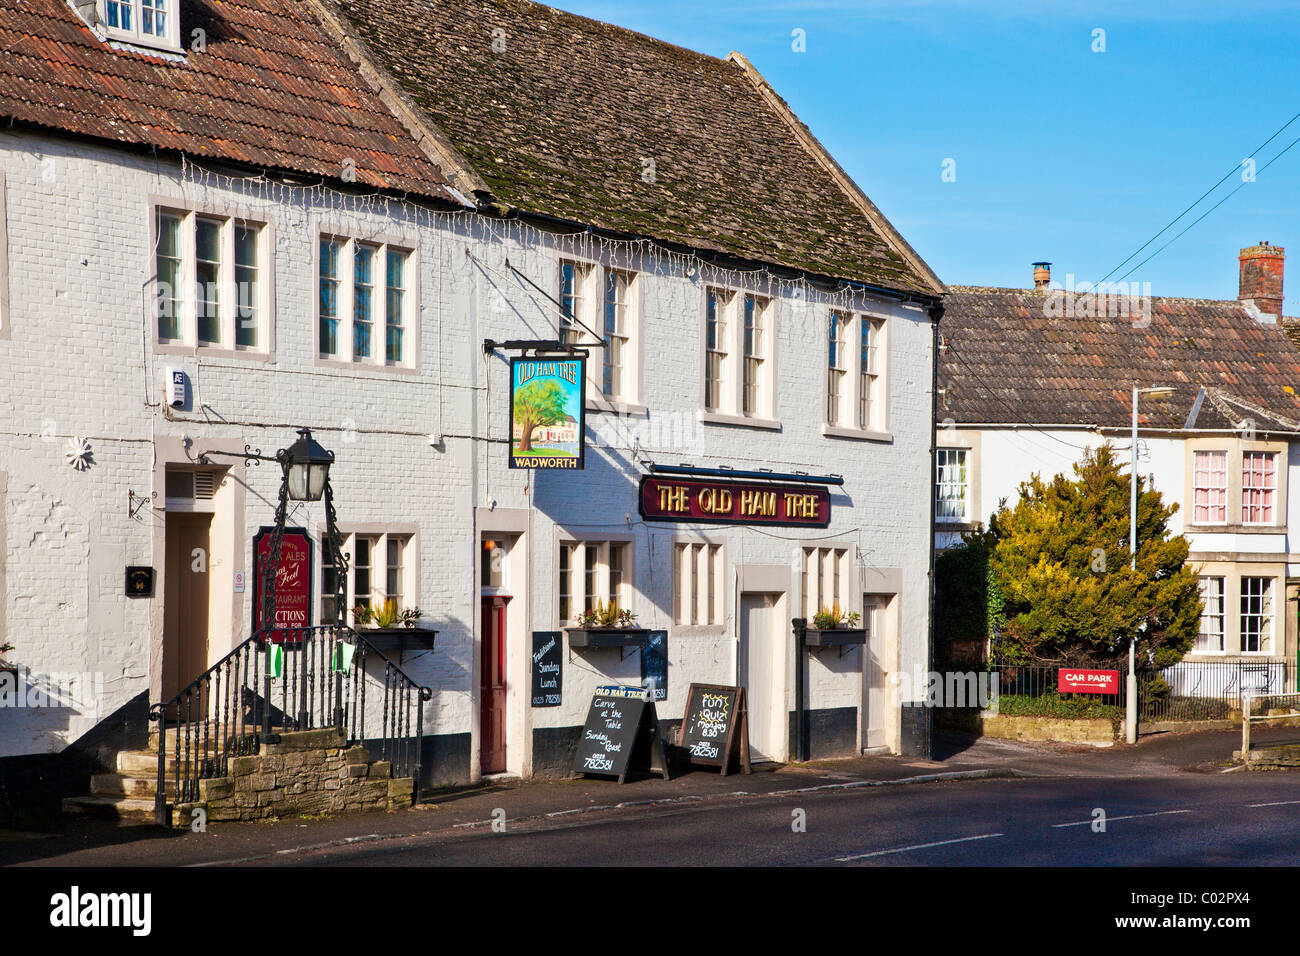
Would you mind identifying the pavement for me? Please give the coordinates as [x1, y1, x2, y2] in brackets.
[2, 724, 1296, 867]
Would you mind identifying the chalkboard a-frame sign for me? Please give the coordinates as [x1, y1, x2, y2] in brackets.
[677, 683, 751, 775]
[573, 686, 671, 784]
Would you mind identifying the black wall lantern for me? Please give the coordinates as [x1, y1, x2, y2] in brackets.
[200, 428, 348, 633]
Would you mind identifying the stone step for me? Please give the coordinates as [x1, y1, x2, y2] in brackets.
[62, 794, 156, 820]
[91, 772, 178, 799]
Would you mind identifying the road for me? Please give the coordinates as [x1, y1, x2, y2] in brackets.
[240, 772, 1300, 867]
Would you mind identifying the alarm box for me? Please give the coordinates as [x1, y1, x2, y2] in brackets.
[164, 367, 186, 407]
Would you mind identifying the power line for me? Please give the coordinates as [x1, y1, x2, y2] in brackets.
[1096, 108, 1300, 286]
[1114, 130, 1300, 284]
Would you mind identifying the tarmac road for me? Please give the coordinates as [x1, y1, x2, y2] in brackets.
[247, 772, 1300, 867]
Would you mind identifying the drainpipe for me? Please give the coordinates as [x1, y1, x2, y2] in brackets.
[925, 303, 945, 760]
[792, 617, 807, 762]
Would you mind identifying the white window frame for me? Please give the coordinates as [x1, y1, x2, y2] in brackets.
[827, 310, 848, 426]
[557, 258, 643, 409]
[673, 541, 725, 628]
[322, 530, 417, 627]
[801, 546, 853, 618]
[558, 539, 633, 625]
[1192, 450, 1229, 526]
[316, 229, 418, 372]
[1239, 576, 1274, 655]
[1196, 576, 1225, 654]
[936, 448, 969, 523]
[823, 309, 889, 440]
[1241, 451, 1278, 526]
[151, 201, 273, 358]
[97, 0, 183, 53]
[700, 288, 778, 428]
[0, 173, 9, 339]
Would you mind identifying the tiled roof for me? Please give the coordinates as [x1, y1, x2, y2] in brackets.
[939, 286, 1300, 432]
[0, 0, 459, 199]
[326, 0, 942, 295]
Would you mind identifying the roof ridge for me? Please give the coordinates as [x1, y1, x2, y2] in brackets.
[725, 50, 945, 299]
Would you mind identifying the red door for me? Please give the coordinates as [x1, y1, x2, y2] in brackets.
[480, 597, 508, 774]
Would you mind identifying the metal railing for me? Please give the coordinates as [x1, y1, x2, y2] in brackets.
[148, 625, 431, 825]
[988, 660, 1127, 717]
[1241, 691, 1300, 757]
[1140, 658, 1298, 723]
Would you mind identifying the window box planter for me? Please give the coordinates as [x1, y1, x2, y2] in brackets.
[354, 628, 437, 655]
[803, 627, 867, 648]
[565, 627, 651, 649]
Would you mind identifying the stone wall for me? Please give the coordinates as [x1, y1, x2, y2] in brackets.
[176, 728, 413, 825]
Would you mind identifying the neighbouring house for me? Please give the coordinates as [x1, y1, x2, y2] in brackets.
[0, 0, 944, 821]
[934, 246, 1300, 704]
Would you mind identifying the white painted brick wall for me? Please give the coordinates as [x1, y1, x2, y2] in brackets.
[0, 130, 934, 766]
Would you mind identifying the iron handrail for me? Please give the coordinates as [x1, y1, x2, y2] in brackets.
[148, 624, 431, 826]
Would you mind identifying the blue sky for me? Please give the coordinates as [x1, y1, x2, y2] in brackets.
[554, 1, 1300, 302]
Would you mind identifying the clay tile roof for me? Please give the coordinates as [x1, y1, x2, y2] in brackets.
[326, 0, 942, 295]
[0, 0, 458, 199]
[939, 286, 1300, 432]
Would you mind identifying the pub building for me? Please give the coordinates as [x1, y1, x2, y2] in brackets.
[0, 0, 945, 818]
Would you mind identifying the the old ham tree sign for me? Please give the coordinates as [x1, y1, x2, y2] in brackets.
[639, 476, 831, 528]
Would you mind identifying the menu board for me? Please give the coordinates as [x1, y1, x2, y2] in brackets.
[641, 630, 667, 702]
[252, 526, 313, 640]
[573, 686, 670, 783]
[677, 683, 750, 775]
[531, 631, 563, 707]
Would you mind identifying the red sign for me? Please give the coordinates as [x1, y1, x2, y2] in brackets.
[252, 527, 314, 638]
[1057, 668, 1120, 694]
[639, 476, 831, 528]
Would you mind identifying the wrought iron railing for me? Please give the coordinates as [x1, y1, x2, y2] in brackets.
[1140, 658, 1299, 722]
[147, 625, 431, 825]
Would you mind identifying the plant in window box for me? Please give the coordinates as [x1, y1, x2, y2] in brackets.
[352, 598, 423, 630]
[0, 640, 15, 673]
[567, 601, 650, 648]
[804, 605, 866, 647]
[350, 600, 434, 653]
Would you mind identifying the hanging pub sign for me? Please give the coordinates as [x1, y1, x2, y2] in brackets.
[639, 476, 831, 528]
[531, 631, 563, 707]
[509, 356, 586, 470]
[252, 526, 314, 637]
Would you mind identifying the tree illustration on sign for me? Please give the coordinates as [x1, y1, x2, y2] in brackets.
[513, 378, 568, 453]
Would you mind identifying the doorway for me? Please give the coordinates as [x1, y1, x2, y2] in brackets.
[480, 595, 509, 774]
[163, 512, 213, 707]
[863, 596, 889, 749]
[739, 592, 781, 761]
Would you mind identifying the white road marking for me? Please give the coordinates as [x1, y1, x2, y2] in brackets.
[1052, 809, 1191, 828]
[1247, 800, 1300, 808]
[835, 832, 1004, 862]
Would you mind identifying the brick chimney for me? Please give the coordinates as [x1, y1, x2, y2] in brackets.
[1032, 261, 1051, 290]
[1239, 242, 1284, 319]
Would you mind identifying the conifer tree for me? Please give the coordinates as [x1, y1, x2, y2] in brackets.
[985, 444, 1200, 667]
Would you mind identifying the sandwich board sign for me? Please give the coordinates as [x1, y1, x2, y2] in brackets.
[572, 685, 670, 783]
[677, 683, 751, 775]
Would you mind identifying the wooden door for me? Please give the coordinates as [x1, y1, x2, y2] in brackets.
[739, 593, 778, 760]
[163, 513, 213, 708]
[480, 597, 508, 774]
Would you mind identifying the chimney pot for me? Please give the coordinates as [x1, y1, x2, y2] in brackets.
[1239, 243, 1284, 319]
[1032, 261, 1052, 290]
